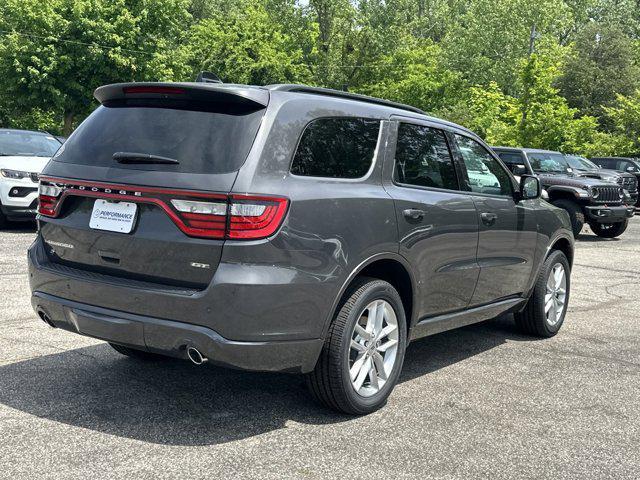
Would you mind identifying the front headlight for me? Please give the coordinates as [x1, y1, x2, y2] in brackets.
[589, 187, 599, 199]
[0, 169, 29, 179]
[619, 188, 625, 199]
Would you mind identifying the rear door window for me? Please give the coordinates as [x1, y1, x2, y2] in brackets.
[53, 104, 265, 174]
[290, 117, 381, 178]
[393, 123, 459, 190]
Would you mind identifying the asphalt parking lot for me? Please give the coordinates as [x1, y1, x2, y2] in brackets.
[1, 221, 639, 479]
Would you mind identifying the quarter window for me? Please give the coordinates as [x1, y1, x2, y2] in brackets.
[394, 123, 458, 190]
[291, 117, 380, 178]
[455, 135, 512, 196]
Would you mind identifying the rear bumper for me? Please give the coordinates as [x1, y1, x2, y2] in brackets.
[584, 205, 634, 223]
[1, 201, 38, 220]
[32, 291, 323, 373]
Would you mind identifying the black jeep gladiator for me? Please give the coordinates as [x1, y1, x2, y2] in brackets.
[493, 147, 634, 238]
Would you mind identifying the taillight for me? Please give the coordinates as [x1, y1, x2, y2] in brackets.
[228, 195, 289, 239]
[37, 178, 289, 241]
[37, 183, 62, 217]
[170, 199, 227, 238]
[170, 195, 289, 240]
[123, 86, 186, 95]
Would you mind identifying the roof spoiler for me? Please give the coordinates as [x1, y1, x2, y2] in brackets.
[94, 82, 269, 110]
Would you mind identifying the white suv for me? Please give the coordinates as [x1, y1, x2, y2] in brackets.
[0, 129, 62, 227]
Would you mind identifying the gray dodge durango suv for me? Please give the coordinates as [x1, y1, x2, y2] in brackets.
[29, 82, 574, 414]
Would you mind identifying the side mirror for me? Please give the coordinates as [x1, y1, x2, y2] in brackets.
[626, 166, 636, 173]
[519, 175, 541, 200]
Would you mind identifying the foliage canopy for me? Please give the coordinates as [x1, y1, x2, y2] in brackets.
[1, 0, 639, 156]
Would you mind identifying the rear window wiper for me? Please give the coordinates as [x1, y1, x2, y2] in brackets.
[113, 152, 180, 165]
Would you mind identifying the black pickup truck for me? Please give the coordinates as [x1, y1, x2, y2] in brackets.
[590, 157, 640, 207]
[493, 147, 634, 238]
[564, 154, 638, 205]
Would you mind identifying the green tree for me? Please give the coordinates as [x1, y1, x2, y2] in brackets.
[359, 38, 464, 114]
[603, 90, 640, 155]
[558, 23, 640, 122]
[444, 82, 520, 146]
[517, 52, 598, 151]
[442, 0, 573, 93]
[185, 1, 309, 85]
[0, 0, 192, 135]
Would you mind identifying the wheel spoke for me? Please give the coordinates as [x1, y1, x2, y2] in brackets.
[377, 339, 398, 352]
[548, 299, 557, 324]
[375, 323, 397, 342]
[372, 351, 387, 380]
[353, 357, 372, 391]
[369, 364, 379, 390]
[366, 303, 378, 334]
[354, 324, 372, 341]
[554, 266, 564, 289]
[547, 274, 555, 292]
[374, 301, 385, 333]
[350, 353, 367, 381]
[545, 294, 554, 313]
[351, 340, 366, 352]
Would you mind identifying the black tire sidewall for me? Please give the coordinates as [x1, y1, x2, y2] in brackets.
[337, 281, 407, 413]
[533, 250, 571, 335]
[552, 199, 584, 237]
[591, 219, 628, 238]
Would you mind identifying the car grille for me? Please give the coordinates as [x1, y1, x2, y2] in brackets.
[594, 186, 622, 204]
[617, 176, 637, 193]
[30, 172, 39, 183]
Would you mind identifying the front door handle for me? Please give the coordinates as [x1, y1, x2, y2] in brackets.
[403, 208, 425, 220]
[480, 212, 498, 226]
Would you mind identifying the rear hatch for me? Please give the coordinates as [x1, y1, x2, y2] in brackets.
[37, 83, 269, 290]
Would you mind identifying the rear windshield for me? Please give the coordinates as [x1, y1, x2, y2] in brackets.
[53, 104, 265, 174]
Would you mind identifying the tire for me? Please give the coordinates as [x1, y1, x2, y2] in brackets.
[551, 199, 584, 237]
[514, 250, 570, 338]
[306, 277, 407, 415]
[0, 203, 6, 229]
[109, 343, 167, 361]
[589, 219, 628, 238]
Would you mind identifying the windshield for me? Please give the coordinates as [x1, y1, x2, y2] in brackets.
[0, 130, 61, 157]
[528, 152, 568, 174]
[565, 155, 598, 170]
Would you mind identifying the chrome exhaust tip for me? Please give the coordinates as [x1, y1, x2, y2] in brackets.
[187, 346, 208, 365]
[37, 309, 55, 328]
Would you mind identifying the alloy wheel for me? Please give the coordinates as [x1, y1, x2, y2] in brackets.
[545, 263, 567, 326]
[349, 299, 399, 397]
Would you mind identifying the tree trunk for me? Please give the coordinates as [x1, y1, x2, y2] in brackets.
[63, 111, 74, 137]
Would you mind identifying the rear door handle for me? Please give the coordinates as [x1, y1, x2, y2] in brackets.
[403, 208, 425, 220]
[480, 212, 498, 226]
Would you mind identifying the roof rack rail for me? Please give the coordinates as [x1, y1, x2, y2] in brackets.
[266, 84, 426, 115]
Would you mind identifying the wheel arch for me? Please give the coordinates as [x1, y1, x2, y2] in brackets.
[322, 253, 417, 340]
[523, 232, 574, 303]
[546, 186, 581, 203]
[549, 235, 574, 267]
